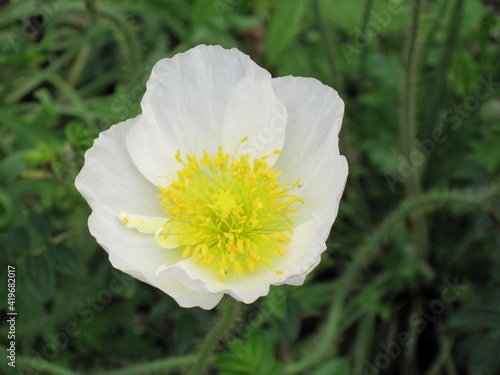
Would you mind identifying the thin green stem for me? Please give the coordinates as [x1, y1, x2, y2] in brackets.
[96, 4, 141, 87]
[186, 297, 241, 375]
[359, 0, 375, 86]
[399, 0, 428, 260]
[46, 73, 92, 124]
[424, 323, 455, 375]
[314, 0, 373, 229]
[403, 300, 420, 375]
[94, 355, 196, 375]
[285, 185, 500, 374]
[352, 313, 376, 375]
[424, 0, 464, 131]
[313, 0, 340, 88]
[9, 354, 78, 375]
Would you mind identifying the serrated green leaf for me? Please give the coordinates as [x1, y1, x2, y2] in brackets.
[216, 333, 284, 375]
[217, 353, 255, 373]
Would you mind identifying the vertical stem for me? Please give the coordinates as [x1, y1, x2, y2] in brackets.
[313, 0, 341, 88]
[424, 323, 455, 375]
[399, 0, 428, 259]
[423, 0, 464, 133]
[359, 0, 375, 86]
[313, 0, 373, 228]
[352, 313, 376, 375]
[186, 297, 241, 375]
[403, 300, 421, 375]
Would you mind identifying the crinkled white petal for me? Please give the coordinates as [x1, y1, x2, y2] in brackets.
[75, 117, 223, 309]
[272, 76, 348, 238]
[156, 217, 325, 304]
[126, 44, 287, 187]
[76, 116, 163, 217]
[90, 210, 222, 309]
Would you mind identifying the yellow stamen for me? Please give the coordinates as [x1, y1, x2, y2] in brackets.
[122, 145, 304, 282]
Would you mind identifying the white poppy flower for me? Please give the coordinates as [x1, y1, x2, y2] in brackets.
[75, 45, 348, 310]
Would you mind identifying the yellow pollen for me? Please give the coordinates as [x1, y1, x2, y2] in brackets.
[156, 147, 304, 281]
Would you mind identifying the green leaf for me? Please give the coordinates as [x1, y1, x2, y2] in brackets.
[190, 0, 219, 29]
[264, 286, 287, 320]
[0, 151, 27, 187]
[447, 308, 500, 333]
[319, 0, 364, 35]
[291, 282, 333, 317]
[49, 246, 80, 276]
[468, 330, 500, 375]
[265, 0, 308, 65]
[275, 297, 301, 342]
[314, 358, 351, 375]
[23, 253, 56, 303]
[320, 0, 408, 37]
[217, 333, 284, 375]
[460, 0, 488, 38]
[0, 189, 14, 230]
[0, 108, 49, 147]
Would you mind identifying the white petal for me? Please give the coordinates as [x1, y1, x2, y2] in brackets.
[75, 117, 221, 309]
[153, 272, 224, 310]
[156, 217, 324, 304]
[272, 76, 348, 237]
[126, 45, 287, 187]
[91, 210, 222, 309]
[75, 116, 163, 217]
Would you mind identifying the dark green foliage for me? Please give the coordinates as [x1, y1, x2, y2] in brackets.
[0, 0, 499, 374]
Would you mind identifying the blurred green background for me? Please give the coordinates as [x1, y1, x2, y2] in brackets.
[1, 0, 500, 374]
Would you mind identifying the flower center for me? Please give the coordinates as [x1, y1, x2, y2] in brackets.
[156, 145, 303, 281]
[119, 141, 303, 282]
